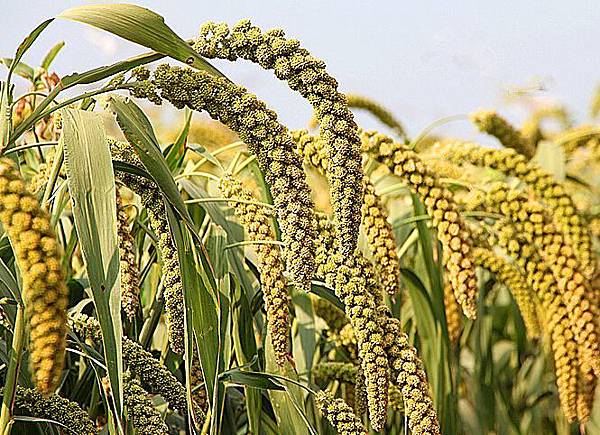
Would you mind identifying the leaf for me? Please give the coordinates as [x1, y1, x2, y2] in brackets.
[60, 108, 123, 416]
[0, 59, 34, 82]
[59, 4, 223, 77]
[219, 369, 284, 391]
[166, 109, 192, 170]
[9, 19, 54, 79]
[107, 95, 192, 226]
[309, 282, 345, 312]
[40, 41, 65, 71]
[168, 209, 220, 429]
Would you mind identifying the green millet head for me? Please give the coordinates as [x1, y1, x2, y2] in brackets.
[133, 64, 317, 294]
[313, 362, 358, 385]
[292, 131, 401, 296]
[437, 141, 596, 278]
[110, 139, 185, 354]
[116, 186, 141, 320]
[473, 246, 541, 339]
[123, 371, 169, 435]
[314, 215, 390, 431]
[0, 158, 68, 395]
[13, 386, 97, 434]
[345, 94, 407, 140]
[378, 307, 441, 435]
[315, 389, 367, 435]
[361, 131, 479, 319]
[69, 313, 202, 421]
[218, 175, 291, 366]
[193, 20, 364, 257]
[470, 109, 536, 158]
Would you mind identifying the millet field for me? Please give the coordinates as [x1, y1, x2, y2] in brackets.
[0, 3, 599, 434]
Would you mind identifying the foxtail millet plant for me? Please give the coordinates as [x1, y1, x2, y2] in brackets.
[0, 158, 68, 394]
[314, 215, 390, 431]
[193, 20, 365, 256]
[490, 220, 582, 421]
[218, 174, 291, 366]
[130, 64, 317, 293]
[483, 182, 600, 375]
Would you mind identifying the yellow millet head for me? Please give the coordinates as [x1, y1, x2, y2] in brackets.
[472, 246, 541, 339]
[218, 175, 291, 366]
[0, 158, 68, 395]
[378, 307, 441, 435]
[123, 371, 170, 435]
[438, 141, 596, 278]
[193, 21, 365, 257]
[576, 363, 597, 423]
[314, 215, 390, 431]
[116, 187, 141, 320]
[133, 65, 317, 294]
[443, 281, 462, 345]
[470, 109, 536, 158]
[14, 386, 98, 434]
[491, 221, 580, 421]
[361, 176, 402, 296]
[314, 389, 367, 435]
[362, 131, 479, 319]
[484, 183, 600, 375]
[312, 296, 349, 333]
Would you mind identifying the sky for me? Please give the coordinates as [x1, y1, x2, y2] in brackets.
[1, 0, 600, 141]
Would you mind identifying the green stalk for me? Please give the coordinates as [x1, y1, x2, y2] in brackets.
[40, 142, 64, 210]
[0, 304, 25, 435]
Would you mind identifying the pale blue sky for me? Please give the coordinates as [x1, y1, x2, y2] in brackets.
[2, 1, 600, 141]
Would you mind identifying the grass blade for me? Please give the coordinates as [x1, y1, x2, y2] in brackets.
[60, 108, 123, 421]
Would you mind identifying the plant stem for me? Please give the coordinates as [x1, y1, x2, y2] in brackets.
[0, 304, 25, 435]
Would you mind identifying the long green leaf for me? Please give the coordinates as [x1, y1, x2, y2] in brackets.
[58, 4, 222, 77]
[107, 95, 192, 226]
[9, 19, 54, 81]
[60, 109, 123, 420]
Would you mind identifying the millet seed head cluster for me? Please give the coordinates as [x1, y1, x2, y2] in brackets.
[116, 186, 141, 320]
[13, 386, 97, 434]
[0, 158, 68, 394]
[193, 20, 364, 257]
[314, 215, 390, 431]
[123, 371, 170, 435]
[483, 182, 599, 376]
[438, 141, 595, 278]
[218, 174, 291, 366]
[292, 130, 402, 296]
[131, 64, 317, 294]
[314, 389, 367, 435]
[110, 139, 185, 354]
[360, 130, 479, 319]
